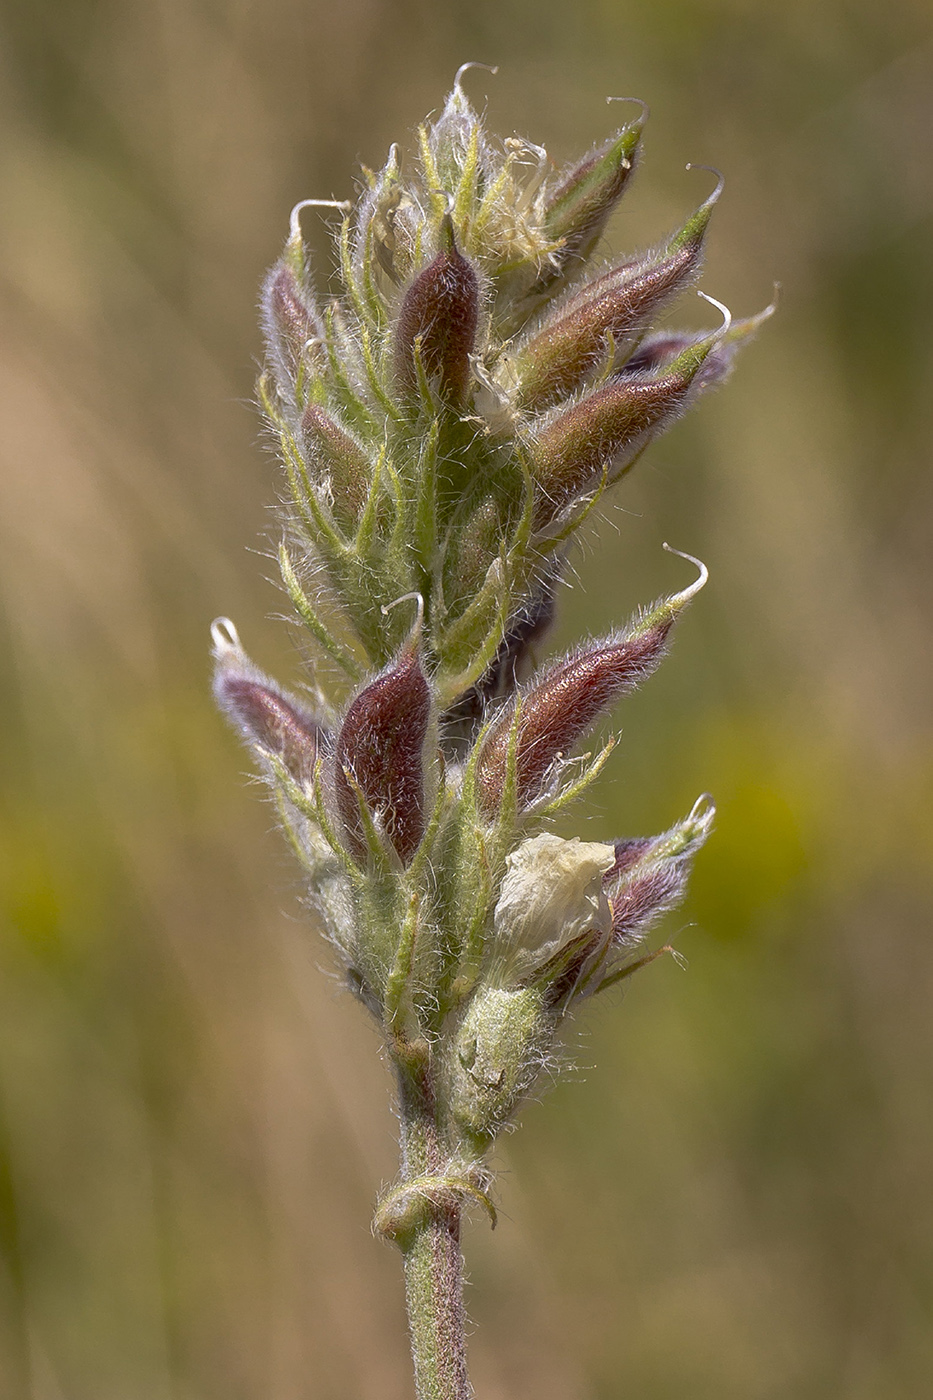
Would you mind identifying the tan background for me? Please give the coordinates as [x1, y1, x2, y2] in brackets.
[1, 0, 931, 1396]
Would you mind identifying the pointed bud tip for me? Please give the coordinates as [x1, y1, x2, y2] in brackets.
[453, 61, 499, 95]
[288, 197, 352, 245]
[211, 616, 242, 661]
[674, 164, 724, 247]
[605, 96, 649, 130]
[686, 792, 716, 837]
[661, 543, 709, 611]
[381, 591, 426, 651]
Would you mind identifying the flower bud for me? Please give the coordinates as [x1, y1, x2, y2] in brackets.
[300, 404, 372, 527]
[393, 216, 480, 405]
[514, 187, 717, 413]
[212, 621, 325, 786]
[619, 331, 700, 377]
[604, 796, 714, 946]
[476, 623, 669, 815]
[540, 112, 645, 278]
[622, 297, 776, 384]
[476, 551, 706, 816]
[334, 644, 432, 865]
[261, 262, 325, 392]
[450, 985, 550, 1145]
[527, 336, 718, 528]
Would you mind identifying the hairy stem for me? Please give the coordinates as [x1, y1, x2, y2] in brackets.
[397, 1061, 471, 1400]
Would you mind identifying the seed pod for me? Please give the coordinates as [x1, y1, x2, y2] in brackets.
[514, 186, 718, 413]
[212, 622, 326, 786]
[450, 985, 551, 1145]
[300, 404, 372, 527]
[527, 336, 716, 529]
[335, 645, 432, 865]
[393, 216, 480, 405]
[261, 262, 325, 391]
[540, 112, 645, 278]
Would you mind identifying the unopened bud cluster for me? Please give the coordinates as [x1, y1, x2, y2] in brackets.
[214, 71, 765, 1229]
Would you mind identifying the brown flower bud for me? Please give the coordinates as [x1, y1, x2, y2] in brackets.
[622, 294, 776, 385]
[527, 335, 717, 529]
[603, 796, 715, 945]
[514, 182, 718, 413]
[301, 404, 371, 527]
[608, 865, 685, 941]
[602, 838, 654, 885]
[335, 645, 432, 865]
[540, 108, 646, 279]
[212, 622, 326, 786]
[476, 550, 707, 816]
[476, 626, 669, 816]
[619, 331, 701, 377]
[261, 262, 325, 391]
[393, 216, 480, 406]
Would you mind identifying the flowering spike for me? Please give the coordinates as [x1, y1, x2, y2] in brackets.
[215, 80, 766, 1386]
[393, 216, 481, 406]
[211, 619, 326, 785]
[334, 643, 432, 866]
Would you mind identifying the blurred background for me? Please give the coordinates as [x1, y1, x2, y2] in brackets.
[1, 0, 931, 1396]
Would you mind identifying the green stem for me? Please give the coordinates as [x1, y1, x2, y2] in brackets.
[397, 1062, 471, 1400]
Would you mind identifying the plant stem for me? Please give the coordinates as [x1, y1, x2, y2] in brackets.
[397, 1061, 471, 1400]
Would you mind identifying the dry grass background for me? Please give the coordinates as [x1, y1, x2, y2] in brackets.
[1, 1, 931, 1396]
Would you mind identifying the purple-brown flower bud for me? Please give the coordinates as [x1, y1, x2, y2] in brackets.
[514, 184, 718, 413]
[300, 404, 371, 527]
[393, 217, 480, 406]
[212, 621, 326, 786]
[476, 551, 707, 816]
[603, 796, 715, 946]
[527, 335, 717, 529]
[602, 838, 654, 885]
[334, 644, 432, 865]
[540, 110, 645, 278]
[261, 262, 325, 391]
[621, 296, 776, 384]
[608, 864, 685, 941]
[476, 627, 669, 817]
[619, 331, 701, 377]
